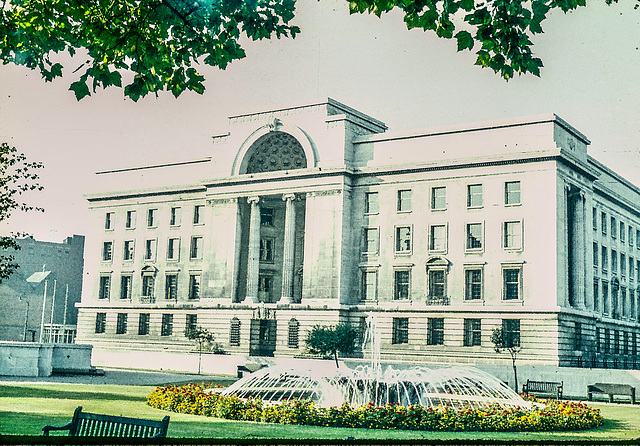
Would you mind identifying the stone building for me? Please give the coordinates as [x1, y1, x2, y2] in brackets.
[76, 99, 640, 369]
[0, 235, 85, 343]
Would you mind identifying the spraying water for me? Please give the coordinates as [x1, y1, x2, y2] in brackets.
[221, 315, 530, 409]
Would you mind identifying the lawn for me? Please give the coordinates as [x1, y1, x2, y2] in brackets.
[1, 382, 639, 441]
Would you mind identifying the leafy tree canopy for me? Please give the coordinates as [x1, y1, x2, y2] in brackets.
[305, 323, 358, 367]
[0, 0, 618, 101]
[0, 142, 44, 283]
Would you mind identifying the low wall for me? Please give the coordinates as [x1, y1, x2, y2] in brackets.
[0, 342, 93, 377]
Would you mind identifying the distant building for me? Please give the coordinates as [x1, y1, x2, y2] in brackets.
[0, 235, 85, 343]
[76, 99, 640, 369]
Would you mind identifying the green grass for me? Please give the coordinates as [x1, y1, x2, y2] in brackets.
[1, 382, 640, 440]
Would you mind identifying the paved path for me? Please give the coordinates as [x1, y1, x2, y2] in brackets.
[0, 367, 234, 386]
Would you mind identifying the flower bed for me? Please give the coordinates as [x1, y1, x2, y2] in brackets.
[146, 383, 603, 432]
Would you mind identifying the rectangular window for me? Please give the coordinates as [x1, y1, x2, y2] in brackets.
[190, 236, 203, 259]
[161, 314, 173, 336]
[467, 184, 483, 208]
[397, 189, 412, 212]
[142, 275, 155, 298]
[594, 280, 600, 312]
[502, 319, 521, 347]
[574, 322, 581, 350]
[466, 223, 483, 250]
[145, 239, 157, 261]
[361, 270, 377, 302]
[363, 228, 379, 254]
[102, 241, 113, 261]
[193, 205, 204, 224]
[429, 225, 447, 252]
[637, 229, 640, 249]
[593, 207, 598, 230]
[602, 246, 608, 272]
[186, 314, 197, 333]
[99, 275, 111, 300]
[602, 212, 607, 235]
[611, 216, 617, 238]
[603, 282, 609, 314]
[365, 192, 379, 214]
[431, 186, 446, 210]
[138, 313, 150, 335]
[394, 269, 411, 300]
[505, 181, 521, 205]
[170, 207, 181, 226]
[392, 318, 409, 344]
[147, 208, 158, 227]
[612, 250, 618, 274]
[95, 313, 106, 334]
[630, 257, 634, 281]
[596, 326, 601, 353]
[258, 275, 273, 303]
[637, 260, 640, 282]
[123, 240, 135, 261]
[463, 319, 481, 347]
[464, 269, 483, 301]
[427, 318, 444, 346]
[126, 210, 136, 229]
[604, 328, 610, 353]
[189, 274, 201, 300]
[120, 275, 132, 300]
[167, 237, 180, 260]
[624, 331, 629, 355]
[260, 208, 274, 226]
[633, 332, 638, 356]
[503, 221, 522, 250]
[621, 254, 626, 278]
[116, 313, 128, 335]
[593, 242, 598, 267]
[503, 268, 521, 300]
[621, 222, 626, 242]
[614, 330, 620, 354]
[395, 226, 412, 253]
[428, 270, 445, 298]
[165, 274, 178, 300]
[629, 226, 634, 247]
[260, 238, 274, 262]
[105, 212, 114, 230]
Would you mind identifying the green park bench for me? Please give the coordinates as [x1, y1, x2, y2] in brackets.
[42, 406, 169, 438]
[587, 383, 636, 404]
[522, 380, 563, 399]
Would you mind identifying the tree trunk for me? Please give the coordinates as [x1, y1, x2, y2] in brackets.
[334, 351, 339, 368]
[198, 342, 202, 375]
[511, 353, 518, 393]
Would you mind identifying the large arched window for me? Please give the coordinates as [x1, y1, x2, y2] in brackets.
[244, 132, 307, 174]
[229, 317, 241, 347]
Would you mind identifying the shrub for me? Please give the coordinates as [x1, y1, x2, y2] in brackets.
[146, 385, 603, 432]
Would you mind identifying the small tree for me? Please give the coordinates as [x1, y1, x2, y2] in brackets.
[491, 326, 522, 393]
[305, 323, 358, 368]
[185, 326, 220, 374]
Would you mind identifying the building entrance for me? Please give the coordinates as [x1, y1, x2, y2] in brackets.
[249, 319, 277, 357]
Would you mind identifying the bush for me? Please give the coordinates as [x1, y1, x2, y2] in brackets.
[146, 385, 603, 432]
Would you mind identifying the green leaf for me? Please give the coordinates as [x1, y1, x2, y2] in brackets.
[455, 30, 474, 51]
[69, 79, 90, 100]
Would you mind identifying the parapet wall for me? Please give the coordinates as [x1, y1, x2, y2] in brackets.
[0, 342, 93, 376]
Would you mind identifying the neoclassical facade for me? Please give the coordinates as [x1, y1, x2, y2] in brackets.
[76, 99, 640, 368]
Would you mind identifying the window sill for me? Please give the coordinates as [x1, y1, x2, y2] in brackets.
[504, 203, 522, 208]
[396, 210, 412, 214]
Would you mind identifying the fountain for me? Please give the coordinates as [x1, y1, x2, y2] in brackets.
[221, 316, 531, 409]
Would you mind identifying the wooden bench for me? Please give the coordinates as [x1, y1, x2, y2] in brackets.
[522, 380, 563, 399]
[42, 406, 169, 437]
[588, 383, 636, 404]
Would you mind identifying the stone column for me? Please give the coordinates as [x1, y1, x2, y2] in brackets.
[281, 193, 296, 303]
[247, 196, 260, 303]
[573, 190, 586, 310]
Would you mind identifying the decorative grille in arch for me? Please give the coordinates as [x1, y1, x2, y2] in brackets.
[245, 131, 307, 174]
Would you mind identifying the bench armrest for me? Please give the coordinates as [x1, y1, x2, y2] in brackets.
[42, 422, 74, 436]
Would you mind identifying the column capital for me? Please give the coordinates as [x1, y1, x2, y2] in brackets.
[282, 193, 296, 202]
[247, 196, 260, 205]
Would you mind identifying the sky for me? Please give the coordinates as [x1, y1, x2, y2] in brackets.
[0, 0, 639, 242]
